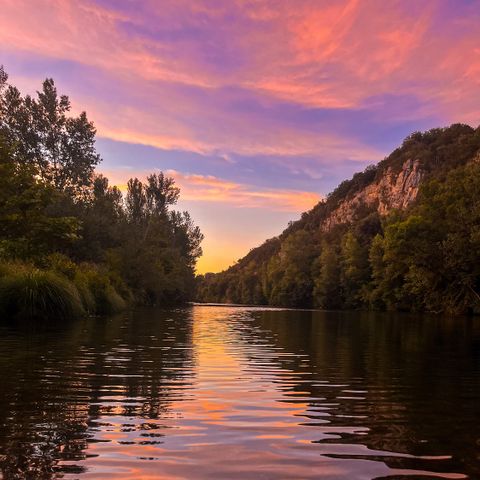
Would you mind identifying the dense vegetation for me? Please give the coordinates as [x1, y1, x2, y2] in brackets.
[196, 124, 480, 315]
[0, 66, 203, 320]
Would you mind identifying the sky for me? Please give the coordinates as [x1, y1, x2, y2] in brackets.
[0, 0, 479, 273]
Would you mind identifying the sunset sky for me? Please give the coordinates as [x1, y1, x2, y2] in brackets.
[1, 0, 479, 273]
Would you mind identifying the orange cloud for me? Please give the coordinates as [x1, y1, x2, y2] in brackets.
[163, 170, 322, 212]
[102, 168, 321, 212]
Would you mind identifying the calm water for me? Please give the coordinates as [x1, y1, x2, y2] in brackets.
[0, 306, 479, 479]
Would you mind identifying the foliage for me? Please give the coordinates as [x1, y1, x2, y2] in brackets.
[0, 266, 84, 320]
[0, 66, 203, 321]
[0, 137, 80, 258]
[0, 76, 100, 197]
[267, 231, 317, 307]
[80, 265, 126, 315]
[196, 124, 480, 315]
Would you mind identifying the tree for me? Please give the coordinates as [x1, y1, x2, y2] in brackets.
[0, 67, 204, 311]
[0, 135, 79, 259]
[125, 178, 146, 223]
[0, 65, 7, 94]
[365, 234, 385, 309]
[118, 173, 202, 304]
[381, 215, 438, 311]
[267, 231, 317, 307]
[414, 163, 480, 312]
[1, 77, 100, 196]
[340, 231, 369, 308]
[146, 173, 180, 216]
[313, 243, 341, 309]
[75, 175, 124, 261]
[169, 211, 204, 267]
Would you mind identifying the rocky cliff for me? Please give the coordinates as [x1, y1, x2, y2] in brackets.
[323, 158, 424, 231]
[196, 123, 480, 308]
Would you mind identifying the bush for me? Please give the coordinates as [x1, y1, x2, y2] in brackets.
[73, 270, 96, 314]
[80, 265, 127, 315]
[0, 261, 26, 279]
[0, 261, 128, 320]
[41, 256, 129, 315]
[0, 268, 85, 320]
[42, 253, 78, 280]
[99, 285, 126, 315]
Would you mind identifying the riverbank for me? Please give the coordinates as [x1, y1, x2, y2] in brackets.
[0, 69, 203, 321]
[0, 258, 128, 320]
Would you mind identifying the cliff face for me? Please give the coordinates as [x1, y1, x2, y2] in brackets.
[196, 123, 480, 313]
[196, 124, 480, 308]
[323, 158, 424, 231]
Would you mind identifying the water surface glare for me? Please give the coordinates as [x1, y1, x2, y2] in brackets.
[0, 306, 479, 479]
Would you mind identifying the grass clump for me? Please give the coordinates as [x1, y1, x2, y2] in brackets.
[42, 255, 130, 316]
[0, 261, 23, 279]
[0, 267, 85, 320]
[0, 258, 129, 321]
[80, 265, 127, 315]
[73, 270, 97, 314]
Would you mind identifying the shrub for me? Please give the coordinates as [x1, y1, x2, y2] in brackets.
[73, 270, 96, 314]
[99, 285, 126, 315]
[0, 268, 85, 320]
[0, 261, 26, 279]
[42, 253, 78, 280]
[80, 265, 127, 315]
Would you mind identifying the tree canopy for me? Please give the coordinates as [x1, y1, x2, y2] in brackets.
[0, 66, 203, 315]
[196, 124, 480, 315]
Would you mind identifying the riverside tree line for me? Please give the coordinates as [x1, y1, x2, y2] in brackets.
[196, 124, 480, 315]
[0, 66, 203, 320]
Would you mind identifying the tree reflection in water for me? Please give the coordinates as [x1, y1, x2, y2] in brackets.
[0, 309, 194, 479]
[249, 310, 480, 477]
[0, 307, 478, 479]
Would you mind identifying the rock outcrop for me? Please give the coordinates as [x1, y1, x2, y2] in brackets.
[323, 158, 424, 231]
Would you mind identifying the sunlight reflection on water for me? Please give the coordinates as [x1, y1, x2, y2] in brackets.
[0, 306, 479, 479]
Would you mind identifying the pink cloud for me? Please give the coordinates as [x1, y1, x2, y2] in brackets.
[102, 168, 322, 212]
[2, 0, 479, 166]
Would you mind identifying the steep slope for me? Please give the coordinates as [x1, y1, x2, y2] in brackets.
[322, 158, 423, 230]
[196, 124, 480, 314]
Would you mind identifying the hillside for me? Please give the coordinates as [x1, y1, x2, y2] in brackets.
[196, 124, 480, 314]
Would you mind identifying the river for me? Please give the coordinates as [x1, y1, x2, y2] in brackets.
[0, 306, 479, 479]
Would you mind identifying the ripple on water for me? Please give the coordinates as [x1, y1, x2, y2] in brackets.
[0, 306, 478, 479]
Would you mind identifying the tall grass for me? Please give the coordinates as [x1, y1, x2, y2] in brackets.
[0, 268, 85, 320]
[0, 260, 26, 279]
[44, 255, 130, 315]
[79, 265, 127, 315]
[0, 258, 129, 320]
[73, 270, 97, 314]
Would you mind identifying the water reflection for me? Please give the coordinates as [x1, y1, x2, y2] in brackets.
[0, 306, 478, 479]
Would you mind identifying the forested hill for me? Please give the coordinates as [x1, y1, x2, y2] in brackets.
[196, 124, 480, 314]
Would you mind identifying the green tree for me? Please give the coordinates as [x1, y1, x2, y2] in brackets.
[169, 211, 204, 267]
[0, 136, 79, 259]
[365, 234, 386, 308]
[118, 173, 202, 304]
[0, 67, 204, 311]
[125, 178, 146, 223]
[75, 175, 124, 261]
[381, 215, 438, 311]
[268, 231, 317, 307]
[340, 231, 369, 308]
[146, 173, 180, 216]
[314, 243, 341, 309]
[1, 78, 100, 196]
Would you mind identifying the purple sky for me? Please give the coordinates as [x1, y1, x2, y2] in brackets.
[1, 0, 479, 272]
